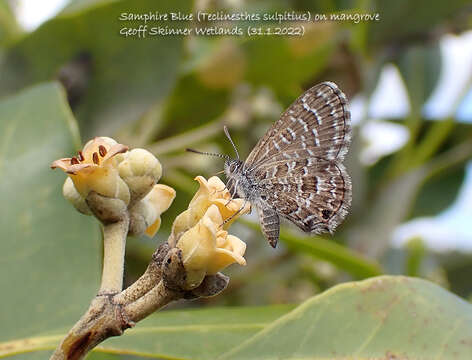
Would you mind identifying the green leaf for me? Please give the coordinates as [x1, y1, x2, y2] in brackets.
[369, 0, 470, 46]
[0, 82, 101, 343]
[243, 34, 335, 98]
[5, 276, 471, 359]
[220, 276, 472, 360]
[101, 305, 293, 359]
[0, 0, 190, 137]
[0, 0, 22, 46]
[395, 43, 442, 115]
[410, 165, 465, 218]
[0, 305, 293, 359]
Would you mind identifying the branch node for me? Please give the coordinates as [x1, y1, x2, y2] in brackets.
[162, 247, 187, 292]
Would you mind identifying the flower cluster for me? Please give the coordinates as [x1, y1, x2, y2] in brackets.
[52, 137, 250, 291]
[170, 176, 250, 289]
[51, 137, 175, 236]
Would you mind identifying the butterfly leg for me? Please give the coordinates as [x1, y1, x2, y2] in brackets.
[221, 199, 250, 227]
[257, 206, 280, 248]
[225, 178, 238, 206]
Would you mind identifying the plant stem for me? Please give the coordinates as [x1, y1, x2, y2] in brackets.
[148, 119, 222, 155]
[99, 218, 129, 294]
[114, 242, 169, 305]
[123, 280, 180, 323]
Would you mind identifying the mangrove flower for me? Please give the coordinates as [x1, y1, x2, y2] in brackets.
[129, 184, 176, 237]
[170, 176, 250, 245]
[171, 176, 250, 289]
[51, 137, 130, 204]
[51, 136, 174, 236]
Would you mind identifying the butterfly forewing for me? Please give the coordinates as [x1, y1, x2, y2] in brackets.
[245, 82, 351, 167]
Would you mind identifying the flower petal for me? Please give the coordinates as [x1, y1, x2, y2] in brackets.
[143, 184, 176, 237]
[62, 177, 91, 215]
[51, 158, 94, 174]
[144, 217, 161, 237]
[207, 247, 246, 274]
[102, 143, 129, 163]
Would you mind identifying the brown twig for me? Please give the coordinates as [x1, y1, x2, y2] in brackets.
[49, 242, 229, 360]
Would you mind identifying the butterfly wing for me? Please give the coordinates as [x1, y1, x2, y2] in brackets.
[237, 82, 351, 247]
[255, 159, 351, 234]
[245, 82, 351, 168]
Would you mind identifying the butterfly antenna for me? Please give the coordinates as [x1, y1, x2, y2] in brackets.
[223, 126, 240, 160]
[186, 148, 229, 160]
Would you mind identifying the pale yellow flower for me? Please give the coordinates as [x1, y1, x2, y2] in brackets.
[170, 176, 250, 244]
[142, 184, 176, 237]
[176, 204, 246, 289]
[51, 137, 130, 204]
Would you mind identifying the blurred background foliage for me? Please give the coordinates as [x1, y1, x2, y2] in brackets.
[1, 0, 472, 316]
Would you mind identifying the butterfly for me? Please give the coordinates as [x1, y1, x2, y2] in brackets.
[188, 82, 352, 248]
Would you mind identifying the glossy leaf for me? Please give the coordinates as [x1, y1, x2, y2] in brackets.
[0, 305, 293, 359]
[0, 82, 101, 343]
[220, 276, 472, 360]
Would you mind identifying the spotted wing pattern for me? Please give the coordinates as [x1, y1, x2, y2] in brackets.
[254, 159, 351, 234]
[245, 82, 352, 245]
[245, 81, 351, 167]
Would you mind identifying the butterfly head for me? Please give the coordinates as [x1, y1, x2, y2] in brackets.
[224, 158, 242, 177]
[187, 125, 245, 198]
[224, 158, 243, 197]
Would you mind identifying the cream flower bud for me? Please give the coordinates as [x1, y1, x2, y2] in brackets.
[128, 184, 176, 237]
[176, 204, 246, 289]
[118, 148, 163, 204]
[62, 177, 91, 215]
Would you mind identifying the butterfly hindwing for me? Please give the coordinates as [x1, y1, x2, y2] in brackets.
[254, 159, 351, 234]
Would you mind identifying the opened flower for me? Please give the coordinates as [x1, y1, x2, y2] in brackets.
[176, 204, 246, 289]
[170, 176, 250, 245]
[51, 137, 131, 204]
